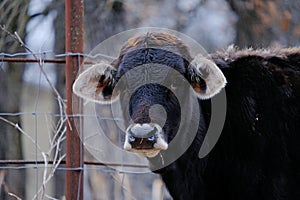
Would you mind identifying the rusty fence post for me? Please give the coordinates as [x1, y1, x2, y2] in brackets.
[65, 0, 84, 199]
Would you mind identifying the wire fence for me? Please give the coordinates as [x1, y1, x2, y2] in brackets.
[1, 47, 69, 199]
[0, 48, 170, 200]
[0, 1, 170, 198]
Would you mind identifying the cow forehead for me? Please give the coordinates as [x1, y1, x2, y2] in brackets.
[113, 47, 190, 97]
[117, 48, 187, 74]
[121, 63, 177, 92]
[119, 32, 192, 60]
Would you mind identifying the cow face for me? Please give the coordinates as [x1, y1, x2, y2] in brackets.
[73, 32, 226, 158]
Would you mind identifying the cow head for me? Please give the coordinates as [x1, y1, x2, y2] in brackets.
[73, 32, 226, 158]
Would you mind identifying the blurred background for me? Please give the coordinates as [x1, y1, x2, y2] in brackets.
[1, 0, 300, 199]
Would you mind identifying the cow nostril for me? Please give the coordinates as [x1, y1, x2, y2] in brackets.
[129, 123, 158, 138]
[147, 135, 156, 142]
[129, 135, 136, 143]
[125, 123, 165, 150]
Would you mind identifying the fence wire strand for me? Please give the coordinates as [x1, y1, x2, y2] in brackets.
[0, 51, 117, 62]
[0, 51, 160, 200]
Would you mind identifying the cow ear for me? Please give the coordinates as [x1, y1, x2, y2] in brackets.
[72, 63, 118, 104]
[188, 54, 227, 99]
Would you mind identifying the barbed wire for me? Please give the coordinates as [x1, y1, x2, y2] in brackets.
[0, 48, 130, 170]
[0, 112, 123, 121]
[0, 27, 165, 199]
[0, 51, 117, 62]
[0, 49, 162, 200]
[0, 19, 164, 200]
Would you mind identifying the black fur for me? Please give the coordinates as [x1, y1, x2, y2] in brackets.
[112, 35, 300, 200]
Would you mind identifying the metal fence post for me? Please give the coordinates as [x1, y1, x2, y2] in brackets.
[65, 0, 84, 199]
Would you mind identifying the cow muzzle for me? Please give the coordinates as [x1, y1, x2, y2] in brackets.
[124, 123, 168, 158]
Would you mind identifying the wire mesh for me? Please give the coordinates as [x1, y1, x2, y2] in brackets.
[0, 1, 169, 197]
[0, 50, 170, 200]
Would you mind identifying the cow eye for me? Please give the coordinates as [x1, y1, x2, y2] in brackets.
[129, 135, 136, 142]
[147, 135, 156, 142]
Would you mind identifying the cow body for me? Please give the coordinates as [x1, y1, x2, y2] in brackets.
[73, 32, 300, 200]
[203, 48, 300, 200]
[165, 48, 300, 200]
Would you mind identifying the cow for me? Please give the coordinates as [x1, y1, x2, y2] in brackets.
[73, 32, 300, 200]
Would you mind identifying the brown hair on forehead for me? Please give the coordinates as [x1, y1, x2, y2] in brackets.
[118, 32, 193, 62]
